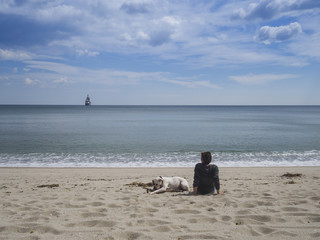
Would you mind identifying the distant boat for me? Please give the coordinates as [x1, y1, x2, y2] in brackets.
[85, 95, 91, 106]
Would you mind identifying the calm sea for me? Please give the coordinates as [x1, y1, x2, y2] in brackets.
[0, 105, 319, 167]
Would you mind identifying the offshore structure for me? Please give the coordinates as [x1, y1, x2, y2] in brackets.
[85, 94, 91, 106]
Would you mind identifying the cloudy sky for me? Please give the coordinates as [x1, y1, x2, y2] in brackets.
[0, 0, 319, 105]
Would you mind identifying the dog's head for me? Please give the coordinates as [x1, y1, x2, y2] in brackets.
[152, 176, 163, 190]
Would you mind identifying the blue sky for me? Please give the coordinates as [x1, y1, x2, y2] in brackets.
[0, 0, 319, 105]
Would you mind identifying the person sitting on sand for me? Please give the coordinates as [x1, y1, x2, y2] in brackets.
[193, 151, 220, 195]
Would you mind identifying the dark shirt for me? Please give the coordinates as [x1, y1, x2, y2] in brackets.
[193, 163, 220, 195]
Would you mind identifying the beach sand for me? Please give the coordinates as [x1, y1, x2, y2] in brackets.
[0, 167, 319, 240]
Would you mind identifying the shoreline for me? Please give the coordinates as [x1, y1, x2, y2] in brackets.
[1, 166, 319, 239]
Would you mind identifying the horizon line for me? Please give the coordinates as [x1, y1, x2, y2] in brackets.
[1, 104, 319, 107]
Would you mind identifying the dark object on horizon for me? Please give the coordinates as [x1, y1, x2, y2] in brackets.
[85, 94, 91, 106]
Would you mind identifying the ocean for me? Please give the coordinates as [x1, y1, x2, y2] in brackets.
[0, 105, 319, 167]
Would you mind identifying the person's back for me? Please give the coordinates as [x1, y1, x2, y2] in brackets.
[193, 151, 220, 195]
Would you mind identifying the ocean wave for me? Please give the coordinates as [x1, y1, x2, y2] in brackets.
[0, 150, 320, 167]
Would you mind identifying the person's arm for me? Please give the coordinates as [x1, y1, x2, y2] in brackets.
[193, 164, 200, 195]
[193, 186, 198, 195]
[213, 165, 220, 194]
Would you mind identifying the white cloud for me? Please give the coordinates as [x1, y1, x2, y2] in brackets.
[161, 78, 220, 89]
[229, 73, 299, 84]
[22, 60, 221, 90]
[120, 0, 152, 14]
[35, 4, 83, 23]
[25, 78, 33, 85]
[0, 49, 31, 61]
[0, 76, 9, 81]
[0, 0, 319, 68]
[162, 16, 181, 26]
[137, 31, 150, 41]
[53, 77, 70, 84]
[25, 78, 41, 85]
[255, 22, 302, 44]
[24, 60, 164, 86]
[288, 32, 320, 58]
[76, 49, 100, 57]
[232, 0, 320, 21]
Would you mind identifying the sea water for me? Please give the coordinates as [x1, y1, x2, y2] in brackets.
[0, 105, 319, 167]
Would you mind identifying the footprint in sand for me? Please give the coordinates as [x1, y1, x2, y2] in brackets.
[147, 219, 171, 226]
[153, 225, 171, 232]
[22, 216, 41, 222]
[236, 210, 251, 215]
[141, 207, 159, 213]
[76, 197, 88, 201]
[32, 226, 62, 235]
[88, 201, 105, 207]
[113, 231, 144, 240]
[173, 209, 201, 214]
[187, 218, 197, 223]
[203, 217, 218, 223]
[207, 207, 215, 212]
[107, 203, 121, 208]
[310, 232, 320, 238]
[78, 220, 117, 228]
[64, 202, 85, 208]
[80, 212, 106, 218]
[281, 207, 307, 212]
[257, 226, 276, 235]
[3, 225, 62, 235]
[235, 214, 271, 224]
[239, 202, 256, 208]
[178, 233, 220, 239]
[219, 215, 232, 222]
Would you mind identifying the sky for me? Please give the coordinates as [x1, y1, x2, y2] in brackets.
[0, 0, 319, 105]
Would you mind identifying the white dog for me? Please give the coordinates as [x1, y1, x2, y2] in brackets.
[150, 176, 190, 194]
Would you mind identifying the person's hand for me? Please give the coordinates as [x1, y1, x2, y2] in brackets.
[217, 189, 224, 195]
[217, 190, 224, 195]
[193, 187, 198, 196]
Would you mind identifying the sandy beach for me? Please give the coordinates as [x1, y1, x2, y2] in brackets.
[0, 167, 319, 240]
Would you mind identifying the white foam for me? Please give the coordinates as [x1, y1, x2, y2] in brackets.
[0, 150, 319, 168]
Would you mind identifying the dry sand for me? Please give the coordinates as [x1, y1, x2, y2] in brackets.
[0, 167, 319, 240]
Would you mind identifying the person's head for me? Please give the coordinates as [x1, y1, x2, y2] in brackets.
[201, 151, 212, 165]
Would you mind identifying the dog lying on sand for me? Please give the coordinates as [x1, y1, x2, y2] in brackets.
[149, 176, 190, 194]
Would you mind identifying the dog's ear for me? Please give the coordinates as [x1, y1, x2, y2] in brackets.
[152, 180, 155, 185]
[159, 179, 163, 187]
[159, 176, 163, 179]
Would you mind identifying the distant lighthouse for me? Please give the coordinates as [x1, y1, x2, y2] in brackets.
[85, 94, 91, 106]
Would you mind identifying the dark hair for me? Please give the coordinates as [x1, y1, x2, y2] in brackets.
[201, 151, 212, 165]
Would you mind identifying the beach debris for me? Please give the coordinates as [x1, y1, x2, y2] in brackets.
[37, 184, 59, 188]
[281, 173, 302, 184]
[281, 173, 302, 178]
[236, 221, 242, 225]
[284, 180, 297, 184]
[86, 178, 107, 181]
[125, 182, 153, 188]
[125, 181, 154, 193]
